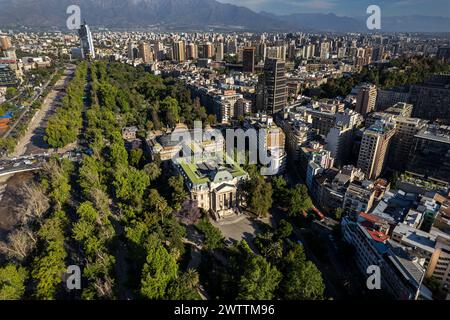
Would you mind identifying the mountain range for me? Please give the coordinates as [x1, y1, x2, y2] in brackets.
[0, 0, 449, 32]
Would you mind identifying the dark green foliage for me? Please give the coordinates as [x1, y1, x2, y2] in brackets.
[244, 166, 273, 217]
[237, 254, 282, 300]
[45, 62, 87, 148]
[195, 218, 224, 251]
[31, 210, 68, 300]
[278, 245, 325, 300]
[287, 185, 313, 217]
[0, 264, 27, 300]
[140, 234, 178, 299]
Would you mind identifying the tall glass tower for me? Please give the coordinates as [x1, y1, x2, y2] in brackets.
[79, 22, 95, 60]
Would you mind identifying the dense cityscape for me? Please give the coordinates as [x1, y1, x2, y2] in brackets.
[0, 0, 450, 308]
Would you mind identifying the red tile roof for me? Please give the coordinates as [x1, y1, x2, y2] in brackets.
[366, 228, 390, 242]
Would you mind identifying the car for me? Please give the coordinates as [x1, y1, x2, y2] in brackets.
[223, 239, 234, 247]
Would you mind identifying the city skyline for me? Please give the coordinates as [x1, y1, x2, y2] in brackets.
[0, 0, 450, 308]
[0, 0, 449, 32]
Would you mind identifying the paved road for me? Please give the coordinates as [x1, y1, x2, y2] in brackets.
[9, 66, 75, 158]
[2, 71, 57, 139]
[210, 214, 262, 252]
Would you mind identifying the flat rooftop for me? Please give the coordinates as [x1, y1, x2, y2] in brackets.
[416, 126, 450, 145]
[393, 223, 436, 253]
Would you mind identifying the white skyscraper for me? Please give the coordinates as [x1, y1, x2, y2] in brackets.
[79, 22, 95, 60]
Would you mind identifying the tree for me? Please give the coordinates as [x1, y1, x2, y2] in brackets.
[243, 166, 273, 217]
[44, 63, 87, 148]
[78, 155, 105, 197]
[42, 158, 72, 209]
[175, 200, 202, 225]
[5, 87, 18, 99]
[130, 148, 143, 168]
[261, 240, 283, 262]
[145, 189, 172, 223]
[196, 218, 224, 250]
[113, 166, 150, 206]
[140, 235, 178, 299]
[109, 139, 129, 168]
[0, 264, 27, 300]
[166, 269, 201, 300]
[168, 175, 187, 211]
[288, 185, 313, 217]
[32, 211, 68, 300]
[72, 201, 116, 299]
[0, 102, 12, 116]
[18, 182, 49, 226]
[237, 255, 282, 300]
[206, 114, 217, 125]
[160, 97, 180, 127]
[144, 162, 161, 182]
[274, 220, 293, 240]
[0, 137, 16, 154]
[272, 175, 287, 191]
[272, 176, 290, 206]
[248, 179, 273, 218]
[279, 245, 325, 300]
[0, 227, 37, 262]
[334, 208, 343, 221]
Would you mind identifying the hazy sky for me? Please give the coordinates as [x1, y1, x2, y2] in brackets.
[216, 0, 450, 17]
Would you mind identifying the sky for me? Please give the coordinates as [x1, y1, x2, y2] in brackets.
[216, 0, 450, 17]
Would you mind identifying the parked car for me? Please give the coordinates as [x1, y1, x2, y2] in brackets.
[223, 239, 234, 247]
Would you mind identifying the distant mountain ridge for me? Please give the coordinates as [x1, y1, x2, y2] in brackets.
[0, 0, 449, 32]
[0, 0, 286, 30]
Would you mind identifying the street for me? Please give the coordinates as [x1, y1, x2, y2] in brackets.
[9, 65, 75, 158]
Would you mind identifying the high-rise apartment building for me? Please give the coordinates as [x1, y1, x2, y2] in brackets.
[0, 36, 12, 51]
[376, 88, 410, 111]
[357, 121, 395, 180]
[355, 84, 377, 116]
[79, 23, 95, 60]
[173, 40, 186, 62]
[266, 46, 286, 60]
[320, 42, 330, 60]
[388, 117, 426, 171]
[407, 124, 450, 183]
[337, 47, 346, 59]
[128, 42, 135, 60]
[138, 42, 153, 63]
[215, 42, 224, 61]
[257, 58, 287, 115]
[243, 47, 255, 73]
[409, 74, 450, 122]
[437, 47, 450, 62]
[203, 43, 213, 59]
[186, 43, 198, 60]
[154, 41, 165, 61]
